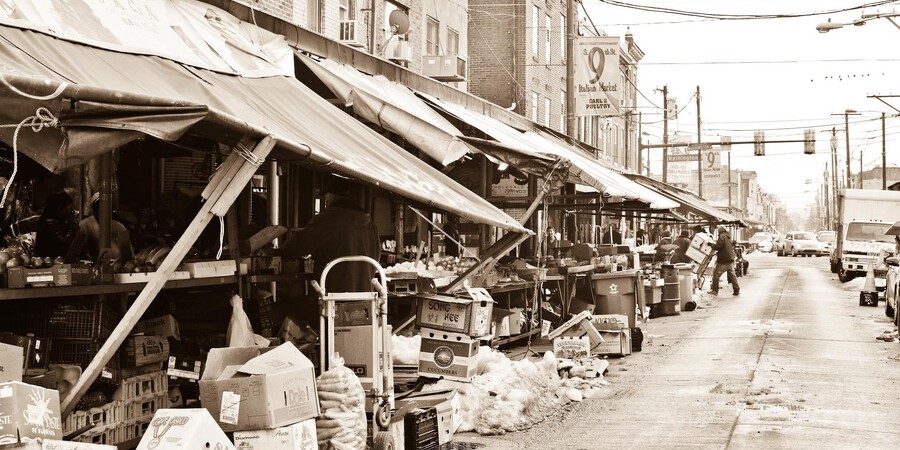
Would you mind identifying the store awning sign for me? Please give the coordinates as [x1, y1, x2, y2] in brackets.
[575, 36, 621, 117]
[0, 0, 292, 77]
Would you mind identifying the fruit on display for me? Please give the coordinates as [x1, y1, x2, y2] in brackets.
[0, 248, 66, 273]
[383, 255, 477, 277]
[112, 245, 171, 273]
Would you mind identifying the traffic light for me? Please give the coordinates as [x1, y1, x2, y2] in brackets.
[803, 129, 815, 154]
[754, 131, 765, 156]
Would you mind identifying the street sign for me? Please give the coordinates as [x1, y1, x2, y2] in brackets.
[803, 129, 815, 154]
[687, 143, 713, 151]
[666, 154, 699, 162]
[720, 136, 732, 152]
[754, 131, 766, 156]
[702, 148, 723, 180]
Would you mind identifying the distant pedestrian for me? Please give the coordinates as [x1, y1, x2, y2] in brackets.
[671, 229, 692, 264]
[602, 223, 622, 245]
[709, 226, 739, 296]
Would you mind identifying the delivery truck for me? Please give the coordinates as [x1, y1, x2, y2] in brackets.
[830, 189, 900, 287]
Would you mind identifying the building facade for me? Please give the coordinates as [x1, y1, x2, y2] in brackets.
[467, 0, 642, 170]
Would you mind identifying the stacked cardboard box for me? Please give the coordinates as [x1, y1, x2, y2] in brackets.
[416, 288, 494, 384]
[199, 343, 320, 449]
[0, 381, 63, 446]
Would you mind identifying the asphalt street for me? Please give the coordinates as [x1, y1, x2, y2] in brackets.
[457, 252, 900, 450]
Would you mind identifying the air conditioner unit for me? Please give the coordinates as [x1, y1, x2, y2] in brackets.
[422, 54, 467, 82]
[339, 20, 365, 48]
[384, 40, 413, 64]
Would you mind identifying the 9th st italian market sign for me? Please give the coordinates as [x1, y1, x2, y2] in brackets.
[575, 36, 621, 117]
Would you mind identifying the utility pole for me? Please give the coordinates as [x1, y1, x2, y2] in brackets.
[662, 85, 668, 183]
[845, 112, 852, 189]
[637, 111, 643, 175]
[726, 151, 732, 213]
[831, 127, 838, 229]
[883, 112, 887, 190]
[696, 85, 703, 197]
[824, 164, 830, 227]
[565, 0, 575, 144]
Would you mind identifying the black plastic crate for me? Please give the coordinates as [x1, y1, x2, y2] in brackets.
[51, 338, 121, 371]
[404, 407, 439, 450]
[28, 299, 121, 340]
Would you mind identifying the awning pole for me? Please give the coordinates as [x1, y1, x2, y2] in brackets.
[61, 135, 276, 417]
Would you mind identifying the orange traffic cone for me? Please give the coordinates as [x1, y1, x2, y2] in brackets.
[859, 262, 878, 306]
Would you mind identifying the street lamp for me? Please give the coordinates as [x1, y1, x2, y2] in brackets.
[817, 11, 900, 33]
[831, 109, 860, 189]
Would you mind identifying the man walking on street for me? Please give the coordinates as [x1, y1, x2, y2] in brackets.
[710, 225, 740, 296]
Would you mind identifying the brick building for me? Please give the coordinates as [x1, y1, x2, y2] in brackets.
[467, 0, 643, 170]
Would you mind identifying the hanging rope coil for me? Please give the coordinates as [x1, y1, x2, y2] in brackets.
[0, 107, 62, 208]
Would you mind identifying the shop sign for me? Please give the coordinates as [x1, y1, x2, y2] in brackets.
[574, 36, 621, 117]
[0, 0, 292, 77]
[490, 172, 528, 197]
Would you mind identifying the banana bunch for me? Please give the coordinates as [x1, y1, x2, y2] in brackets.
[112, 246, 171, 273]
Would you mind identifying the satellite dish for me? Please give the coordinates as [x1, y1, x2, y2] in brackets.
[389, 10, 410, 35]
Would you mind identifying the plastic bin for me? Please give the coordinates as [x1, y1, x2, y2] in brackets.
[592, 269, 640, 328]
[674, 263, 695, 310]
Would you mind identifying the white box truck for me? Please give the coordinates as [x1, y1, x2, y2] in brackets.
[831, 189, 900, 287]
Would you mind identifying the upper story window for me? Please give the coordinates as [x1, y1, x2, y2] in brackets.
[559, 12, 565, 60]
[384, 1, 408, 41]
[339, 0, 356, 21]
[531, 92, 539, 121]
[531, 5, 539, 55]
[447, 28, 459, 55]
[307, 0, 321, 33]
[544, 97, 551, 127]
[426, 16, 440, 55]
[544, 14, 551, 63]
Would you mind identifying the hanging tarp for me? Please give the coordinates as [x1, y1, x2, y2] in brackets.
[626, 174, 745, 225]
[0, 11, 528, 233]
[297, 53, 470, 166]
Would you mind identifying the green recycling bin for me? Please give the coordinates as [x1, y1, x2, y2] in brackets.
[591, 269, 641, 328]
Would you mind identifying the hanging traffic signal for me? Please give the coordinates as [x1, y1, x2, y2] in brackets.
[754, 131, 765, 156]
[803, 129, 815, 154]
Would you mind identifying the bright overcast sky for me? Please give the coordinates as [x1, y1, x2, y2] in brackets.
[584, 0, 900, 212]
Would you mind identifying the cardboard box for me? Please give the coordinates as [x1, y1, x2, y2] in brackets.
[547, 310, 603, 350]
[0, 381, 63, 445]
[0, 334, 49, 376]
[6, 264, 92, 288]
[0, 343, 23, 382]
[199, 343, 320, 432]
[418, 328, 479, 382]
[181, 260, 247, 278]
[334, 324, 393, 411]
[233, 418, 317, 449]
[395, 390, 460, 445]
[591, 315, 632, 356]
[685, 246, 708, 264]
[552, 335, 590, 359]
[113, 271, 190, 284]
[415, 288, 494, 337]
[133, 315, 181, 340]
[123, 336, 170, 368]
[136, 408, 235, 450]
[167, 355, 203, 382]
[18, 440, 116, 449]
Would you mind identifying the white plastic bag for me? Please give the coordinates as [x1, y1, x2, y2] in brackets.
[226, 294, 256, 347]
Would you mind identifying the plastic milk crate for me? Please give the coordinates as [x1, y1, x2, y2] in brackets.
[113, 371, 168, 402]
[63, 400, 124, 435]
[123, 393, 168, 422]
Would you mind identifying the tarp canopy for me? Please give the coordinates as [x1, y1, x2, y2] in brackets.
[0, 23, 527, 233]
[296, 53, 471, 166]
[626, 174, 746, 226]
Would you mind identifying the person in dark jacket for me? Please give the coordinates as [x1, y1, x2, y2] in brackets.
[671, 229, 693, 264]
[443, 214, 461, 258]
[710, 225, 739, 296]
[284, 178, 381, 294]
[602, 223, 622, 245]
[35, 191, 77, 258]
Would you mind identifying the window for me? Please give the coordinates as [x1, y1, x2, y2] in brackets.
[544, 97, 551, 126]
[560, 90, 566, 132]
[384, 2, 408, 42]
[544, 14, 551, 62]
[447, 28, 459, 55]
[559, 13, 566, 60]
[532, 5, 539, 55]
[339, 0, 355, 21]
[307, 0, 321, 32]
[531, 92, 539, 121]
[426, 17, 440, 55]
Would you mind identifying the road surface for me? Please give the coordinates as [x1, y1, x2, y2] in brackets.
[459, 252, 900, 450]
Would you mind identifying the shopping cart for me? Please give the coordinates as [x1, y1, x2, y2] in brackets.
[311, 256, 396, 449]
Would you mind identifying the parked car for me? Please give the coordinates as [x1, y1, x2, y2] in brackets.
[816, 230, 836, 257]
[749, 232, 773, 253]
[782, 231, 820, 257]
[774, 233, 787, 256]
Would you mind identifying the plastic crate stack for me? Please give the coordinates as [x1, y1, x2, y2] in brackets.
[27, 299, 123, 375]
[65, 371, 169, 446]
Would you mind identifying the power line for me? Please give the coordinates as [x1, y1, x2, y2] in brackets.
[634, 58, 900, 66]
[589, 0, 900, 21]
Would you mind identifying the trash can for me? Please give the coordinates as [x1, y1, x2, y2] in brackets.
[658, 264, 681, 316]
[591, 269, 640, 328]
[674, 263, 695, 311]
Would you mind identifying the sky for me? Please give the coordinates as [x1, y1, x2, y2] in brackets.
[583, 0, 900, 215]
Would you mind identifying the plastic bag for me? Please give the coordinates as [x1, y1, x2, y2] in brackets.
[226, 294, 256, 347]
[316, 354, 367, 450]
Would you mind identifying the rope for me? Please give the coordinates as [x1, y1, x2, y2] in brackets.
[0, 107, 61, 208]
[235, 142, 265, 167]
[216, 215, 225, 260]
